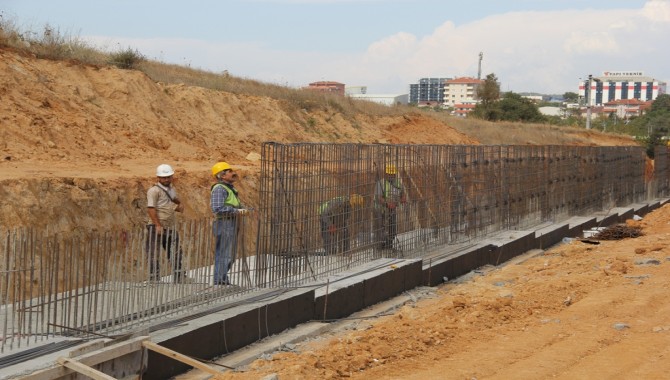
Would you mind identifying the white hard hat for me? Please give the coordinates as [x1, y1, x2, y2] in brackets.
[156, 164, 175, 177]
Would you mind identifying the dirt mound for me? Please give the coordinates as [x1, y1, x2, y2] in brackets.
[0, 49, 477, 176]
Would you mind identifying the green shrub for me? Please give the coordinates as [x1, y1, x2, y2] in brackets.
[108, 48, 145, 69]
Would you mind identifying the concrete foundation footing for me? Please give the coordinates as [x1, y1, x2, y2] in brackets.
[5, 199, 669, 380]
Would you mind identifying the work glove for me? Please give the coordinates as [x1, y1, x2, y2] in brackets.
[328, 224, 337, 234]
[387, 202, 397, 210]
[237, 209, 250, 216]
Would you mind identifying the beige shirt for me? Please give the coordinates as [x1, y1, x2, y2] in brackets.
[146, 183, 179, 227]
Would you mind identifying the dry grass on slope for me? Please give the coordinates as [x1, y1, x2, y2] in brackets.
[431, 113, 639, 147]
[0, 16, 639, 150]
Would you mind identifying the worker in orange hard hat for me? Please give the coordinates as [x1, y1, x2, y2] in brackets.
[210, 162, 250, 285]
[374, 163, 406, 250]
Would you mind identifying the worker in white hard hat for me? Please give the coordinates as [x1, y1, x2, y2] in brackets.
[145, 164, 188, 283]
[210, 161, 250, 285]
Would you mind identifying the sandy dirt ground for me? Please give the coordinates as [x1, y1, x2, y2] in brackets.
[209, 204, 670, 380]
[1, 47, 665, 379]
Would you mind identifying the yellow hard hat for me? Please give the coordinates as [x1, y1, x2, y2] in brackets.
[385, 164, 397, 175]
[211, 162, 232, 177]
[350, 194, 364, 207]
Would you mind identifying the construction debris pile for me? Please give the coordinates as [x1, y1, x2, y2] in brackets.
[593, 224, 643, 240]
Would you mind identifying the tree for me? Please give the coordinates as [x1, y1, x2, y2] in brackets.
[472, 90, 545, 123]
[477, 73, 500, 107]
[563, 92, 579, 103]
[635, 94, 670, 158]
[651, 94, 670, 113]
[471, 73, 501, 121]
[497, 92, 546, 122]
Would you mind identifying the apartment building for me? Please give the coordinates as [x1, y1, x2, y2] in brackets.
[443, 77, 483, 108]
[409, 77, 450, 105]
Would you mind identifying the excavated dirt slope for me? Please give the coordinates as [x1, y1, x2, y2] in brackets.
[3, 47, 663, 379]
[0, 48, 485, 232]
[0, 48, 638, 232]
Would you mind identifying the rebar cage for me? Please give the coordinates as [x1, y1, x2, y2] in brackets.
[1, 143, 667, 353]
[254, 143, 652, 287]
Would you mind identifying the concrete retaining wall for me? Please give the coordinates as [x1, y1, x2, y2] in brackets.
[143, 199, 667, 379]
[6, 200, 666, 379]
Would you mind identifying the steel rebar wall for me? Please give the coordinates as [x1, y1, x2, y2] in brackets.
[1, 143, 666, 353]
[0, 218, 258, 353]
[255, 143, 650, 287]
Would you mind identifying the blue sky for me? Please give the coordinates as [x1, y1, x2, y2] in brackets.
[2, 0, 668, 95]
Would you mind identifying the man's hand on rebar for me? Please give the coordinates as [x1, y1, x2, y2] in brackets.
[328, 224, 337, 234]
[238, 209, 250, 216]
[387, 202, 397, 210]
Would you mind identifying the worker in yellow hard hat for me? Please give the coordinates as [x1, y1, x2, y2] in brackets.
[210, 161, 250, 285]
[374, 163, 406, 250]
[318, 194, 364, 255]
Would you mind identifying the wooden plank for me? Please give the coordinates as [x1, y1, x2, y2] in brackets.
[142, 341, 222, 376]
[56, 357, 117, 380]
[23, 336, 148, 380]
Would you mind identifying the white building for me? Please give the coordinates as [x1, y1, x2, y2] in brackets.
[522, 95, 543, 102]
[349, 93, 409, 106]
[452, 101, 477, 118]
[579, 71, 667, 106]
[443, 77, 483, 108]
[539, 106, 562, 117]
[345, 86, 367, 95]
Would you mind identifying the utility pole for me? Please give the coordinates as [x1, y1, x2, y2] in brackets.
[585, 74, 600, 130]
[477, 52, 483, 80]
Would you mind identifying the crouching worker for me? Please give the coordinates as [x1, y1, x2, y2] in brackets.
[374, 164, 406, 249]
[319, 194, 364, 255]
